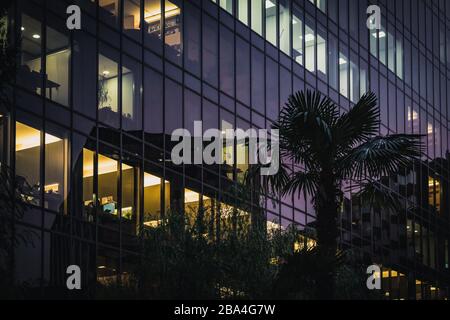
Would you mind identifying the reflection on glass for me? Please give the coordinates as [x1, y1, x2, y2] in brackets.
[164, 0, 182, 62]
[379, 27, 387, 65]
[97, 153, 118, 217]
[124, 0, 141, 40]
[339, 53, 348, 98]
[144, 173, 170, 228]
[428, 177, 441, 213]
[122, 57, 142, 133]
[349, 59, 359, 103]
[98, 52, 119, 128]
[44, 125, 68, 214]
[265, 0, 277, 46]
[328, 35, 338, 90]
[144, 0, 162, 51]
[317, 32, 326, 76]
[19, 14, 42, 95]
[388, 28, 395, 73]
[99, 0, 120, 26]
[220, 0, 233, 13]
[46, 21, 70, 106]
[279, 0, 290, 55]
[121, 161, 139, 234]
[396, 37, 403, 79]
[236, 140, 248, 183]
[185, 188, 200, 225]
[82, 148, 95, 221]
[251, 0, 263, 36]
[16, 122, 42, 206]
[305, 22, 315, 72]
[237, 0, 249, 25]
[292, 6, 303, 65]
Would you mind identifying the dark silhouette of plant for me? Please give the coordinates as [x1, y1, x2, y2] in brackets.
[249, 90, 422, 299]
[0, 2, 38, 299]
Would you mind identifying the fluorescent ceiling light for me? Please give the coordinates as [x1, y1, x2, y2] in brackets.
[265, 0, 275, 9]
[339, 57, 347, 65]
[32, 34, 40, 39]
[144, 173, 161, 187]
[304, 33, 315, 42]
[184, 189, 200, 203]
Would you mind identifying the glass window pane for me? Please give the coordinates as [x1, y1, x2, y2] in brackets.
[236, 37, 250, 106]
[387, 27, 395, 73]
[98, 44, 120, 128]
[18, 14, 42, 96]
[265, 0, 277, 46]
[144, 67, 163, 145]
[292, 5, 303, 65]
[237, 0, 249, 25]
[98, 152, 119, 219]
[339, 52, 348, 98]
[279, 0, 290, 55]
[370, 28, 378, 59]
[220, 26, 234, 97]
[15, 120, 42, 206]
[349, 57, 359, 103]
[328, 34, 338, 90]
[203, 14, 218, 87]
[73, 31, 97, 118]
[305, 18, 315, 72]
[396, 35, 403, 79]
[144, 171, 170, 228]
[46, 14, 70, 106]
[124, 0, 141, 41]
[317, 27, 327, 77]
[71, 137, 95, 222]
[144, 0, 162, 52]
[99, 0, 120, 27]
[44, 123, 69, 214]
[122, 56, 142, 133]
[379, 26, 387, 65]
[219, 0, 233, 13]
[317, 0, 326, 13]
[121, 159, 140, 235]
[164, 0, 182, 64]
[184, 2, 201, 76]
[251, 0, 263, 35]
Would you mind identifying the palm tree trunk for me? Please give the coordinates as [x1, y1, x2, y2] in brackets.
[314, 172, 339, 300]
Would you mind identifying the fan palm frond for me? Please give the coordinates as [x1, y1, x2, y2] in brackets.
[338, 134, 423, 180]
[334, 92, 379, 150]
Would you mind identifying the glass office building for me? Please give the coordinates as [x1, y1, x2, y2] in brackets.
[1, 0, 450, 299]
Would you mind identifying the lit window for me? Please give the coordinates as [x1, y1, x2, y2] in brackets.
[265, 0, 277, 46]
[279, 0, 290, 55]
[15, 121, 42, 206]
[164, 0, 182, 62]
[123, 0, 141, 40]
[98, 51, 119, 128]
[251, 0, 263, 36]
[237, 0, 249, 25]
[317, 32, 326, 76]
[428, 177, 441, 213]
[339, 52, 348, 98]
[219, 0, 233, 14]
[144, 173, 170, 228]
[292, 5, 303, 65]
[304, 20, 315, 72]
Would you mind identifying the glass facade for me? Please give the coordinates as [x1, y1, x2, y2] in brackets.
[3, 0, 450, 299]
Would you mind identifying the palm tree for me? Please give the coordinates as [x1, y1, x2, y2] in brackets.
[254, 90, 422, 299]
